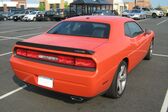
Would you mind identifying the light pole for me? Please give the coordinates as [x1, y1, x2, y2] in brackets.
[134, 0, 136, 7]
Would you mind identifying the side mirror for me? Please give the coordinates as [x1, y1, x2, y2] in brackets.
[144, 29, 151, 35]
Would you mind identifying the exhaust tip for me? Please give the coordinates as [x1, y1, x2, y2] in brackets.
[70, 96, 84, 102]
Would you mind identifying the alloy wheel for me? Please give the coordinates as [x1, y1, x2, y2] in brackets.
[117, 65, 127, 95]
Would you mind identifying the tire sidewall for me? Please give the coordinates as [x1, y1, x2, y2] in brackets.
[115, 61, 128, 97]
[105, 61, 128, 98]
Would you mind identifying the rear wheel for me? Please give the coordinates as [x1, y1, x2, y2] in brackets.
[104, 61, 128, 98]
[4, 17, 7, 21]
[152, 13, 157, 18]
[144, 42, 153, 60]
[33, 17, 36, 21]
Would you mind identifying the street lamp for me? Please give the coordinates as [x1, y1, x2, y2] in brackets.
[134, 0, 136, 6]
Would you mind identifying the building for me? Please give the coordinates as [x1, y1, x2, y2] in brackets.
[113, 0, 126, 14]
[107, 0, 127, 15]
[126, 0, 151, 10]
[39, 0, 65, 10]
[11, 0, 26, 9]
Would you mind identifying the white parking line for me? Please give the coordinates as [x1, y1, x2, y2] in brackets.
[153, 53, 168, 58]
[0, 85, 27, 100]
[0, 38, 10, 41]
[0, 32, 42, 41]
[157, 19, 168, 25]
[160, 89, 168, 112]
[0, 52, 12, 57]
[0, 27, 42, 34]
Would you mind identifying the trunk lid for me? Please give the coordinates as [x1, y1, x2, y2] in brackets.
[22, 33, 108, 51]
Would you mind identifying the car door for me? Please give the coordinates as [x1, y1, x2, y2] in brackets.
[125, 22, 148, 69]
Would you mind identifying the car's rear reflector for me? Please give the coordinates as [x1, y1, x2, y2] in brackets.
[15, 48, 96, 68]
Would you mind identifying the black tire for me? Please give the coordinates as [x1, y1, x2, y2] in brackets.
[152, 13, 157, 18]
[144, 42, 153, 60]
[158, 16, 162, 18]
[104, 61, 128, 98]
[33, 17, 36, 21]
[4, 17, 7, 21]
[13, 19, 18, 22]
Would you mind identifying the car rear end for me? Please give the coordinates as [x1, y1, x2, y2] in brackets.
[36, 12, 45, 21]
[10, 43, 99, 97]
[10, 19, 115, 98]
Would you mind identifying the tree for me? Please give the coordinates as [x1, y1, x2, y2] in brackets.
[64, 1, 69, 9]
[39, 2, 45, 11]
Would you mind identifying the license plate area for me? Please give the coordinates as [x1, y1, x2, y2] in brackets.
[38, 76, 53, 88]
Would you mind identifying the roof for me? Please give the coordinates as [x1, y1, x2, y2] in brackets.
[65, 16, 134, 24]
[71, 0, 112, 5]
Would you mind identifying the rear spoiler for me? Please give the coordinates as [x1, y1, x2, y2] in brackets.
[15, 41, 95, 55]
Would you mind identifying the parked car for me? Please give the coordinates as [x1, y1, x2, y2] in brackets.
[1, 12, 9, 20]
[92, 10, 115, 16]
[36, 10, 55, 21]
[150, 8, 164, 18]
[23, 11, 41, 21]
[10, 16, 154, 100]
[13, 10, 32, 21]
[128, 9, 147, 19]
[0, 13, 5, 21]
[122, 10, 130, 17]
[52, 8, 76, 21]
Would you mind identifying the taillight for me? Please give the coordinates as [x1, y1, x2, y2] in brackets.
[57, 55, 75, 65]
[16, 49, 27, 56]
[75, 58, 96, 68]
[15, 48, 96, 68]
[27, 50, 39, 59]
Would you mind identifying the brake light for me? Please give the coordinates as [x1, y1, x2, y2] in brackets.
[16, 49, 27, 56]
[15, 48, 96, 68]
[57, 55, 74, 65]
[75, 58, 96, 68]
[27, 50, 39, 59]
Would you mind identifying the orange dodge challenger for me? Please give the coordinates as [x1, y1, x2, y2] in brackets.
[10, 16, 154, 100]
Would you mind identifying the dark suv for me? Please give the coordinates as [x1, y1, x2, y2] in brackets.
[36, 10, 56, 21]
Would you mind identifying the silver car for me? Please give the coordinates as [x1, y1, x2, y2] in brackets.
[122, 10, 131, 17]
[128, 9, 147, 20]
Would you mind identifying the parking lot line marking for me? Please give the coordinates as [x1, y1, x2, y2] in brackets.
[0, 85, 27, 100]
[160, 89, 168, 112]
[0, 38, 10, 41]
[157, 19, 168, 25]
[0, 52, 12, 57]
[0, 27, 42, 34]
[153, 53, 168, 58]
[0, 32, 42, 41]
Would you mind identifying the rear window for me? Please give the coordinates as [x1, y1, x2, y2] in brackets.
[47, 21, 110, 38]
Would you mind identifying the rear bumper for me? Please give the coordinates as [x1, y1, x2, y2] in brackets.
[10, 55, 116, 97]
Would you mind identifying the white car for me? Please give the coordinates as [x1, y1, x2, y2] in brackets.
[23, 11, 41, 21]
[151, 9, 164, 18]
[128, 9, 147, 20]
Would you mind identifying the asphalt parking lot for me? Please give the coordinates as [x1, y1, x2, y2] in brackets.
[0, 18, 168, 112]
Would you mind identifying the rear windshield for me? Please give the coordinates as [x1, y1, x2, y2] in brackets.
[47, 21, 110, 38]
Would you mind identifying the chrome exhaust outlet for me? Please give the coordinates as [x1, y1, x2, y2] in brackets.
[70, 96, 84, 102]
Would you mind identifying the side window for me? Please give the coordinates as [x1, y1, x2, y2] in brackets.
[125, 22, 144, 38]
[124, 23, 132, 37]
